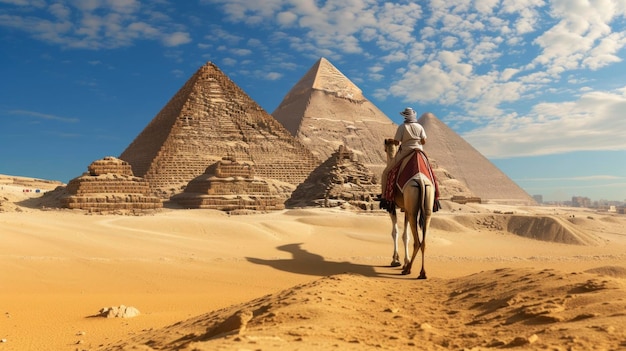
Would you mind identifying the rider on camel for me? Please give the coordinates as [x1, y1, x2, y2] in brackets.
[380, 107, 427, 207]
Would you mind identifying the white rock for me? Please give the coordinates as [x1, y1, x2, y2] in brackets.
[99, 305, 140, 318]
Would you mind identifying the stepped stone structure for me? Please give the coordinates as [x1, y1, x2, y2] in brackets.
[172, 157, 284, 211]
[419, 113, 536, 205]
[62, 157, 162, 211]
[119, 62, 320, 199]
[287, 145, 380, 210]
[271, 57, 397, 177]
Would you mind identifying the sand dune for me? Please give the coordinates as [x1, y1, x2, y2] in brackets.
[101, 267, 626, 351]
[1, 182, 625, 350]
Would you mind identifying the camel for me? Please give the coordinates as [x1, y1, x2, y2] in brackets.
[382, 138, 435, 279]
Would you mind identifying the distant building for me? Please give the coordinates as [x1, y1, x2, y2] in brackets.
[572, 196, 591, 208]
[533, 194, 543, 204]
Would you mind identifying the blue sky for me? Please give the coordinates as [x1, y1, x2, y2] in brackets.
[1, 0, 625, 203]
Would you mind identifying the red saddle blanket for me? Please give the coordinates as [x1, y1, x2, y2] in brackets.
[384, 149, 440, 202]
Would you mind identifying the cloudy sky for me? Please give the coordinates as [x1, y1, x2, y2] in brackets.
[1, 0, 625, 202]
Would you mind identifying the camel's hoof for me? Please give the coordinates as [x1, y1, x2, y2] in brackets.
[417, 274, 427, 280]
[401, 270, 410, 275]
[390, 261, 402, 267]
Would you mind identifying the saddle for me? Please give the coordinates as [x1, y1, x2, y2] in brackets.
[383, 149, 440, 211]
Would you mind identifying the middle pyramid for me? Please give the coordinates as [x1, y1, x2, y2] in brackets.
[272, 58, 398, 177]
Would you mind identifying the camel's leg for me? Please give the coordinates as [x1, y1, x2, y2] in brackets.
[389, 210, 401, 267]
[417, 183, 435, 280]
[417, 227, 427, 279]
[401, 186, 421, 276]
[402, 209, 421, 276]
[401, 213, 410, 269]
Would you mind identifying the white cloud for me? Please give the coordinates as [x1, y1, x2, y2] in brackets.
[474, 0, 499, 14]
[10, 110, 79, 123]
[222, 57, 237, 66]
[162, 31, 191, 47]
[197, 0, 626, 164]
[501, 68, 519, 81]
[128, 21, 160, 38]
[463, 86, 626, 158]
[171, 69, 185, 78]
[206, 26, 243, 44]
[533, 0, 626, 73]
[390, 62, 456, 103]
[441, 36, 458, 48]
[583, 32, 626, 69]
[204, 0, 423, 57]
[0, 0, 46, 6]
[265, 71, 282, 80]
[5, 0, 626, 160]
[107, 0, 140, 14]
[277, 10, 297, 26]
[231, 48, 251, 56]
[48, 3, 71, 20]
[0, 0, 191, 49]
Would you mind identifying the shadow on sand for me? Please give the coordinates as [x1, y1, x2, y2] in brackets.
[246, 243, 382, 278]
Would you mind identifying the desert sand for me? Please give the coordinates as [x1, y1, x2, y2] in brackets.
[1, 178, 626, 350]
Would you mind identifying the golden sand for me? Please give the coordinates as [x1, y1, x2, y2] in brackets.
[1, 183, 625, 350]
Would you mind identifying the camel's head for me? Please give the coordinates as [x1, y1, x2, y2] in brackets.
[384, 138, 399, 158]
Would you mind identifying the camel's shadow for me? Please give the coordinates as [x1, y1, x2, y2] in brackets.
[246, 243, 381, 278]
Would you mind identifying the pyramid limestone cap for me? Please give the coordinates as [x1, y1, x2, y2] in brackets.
[271, 57, 397, 175]
[283, 57, 364, 102]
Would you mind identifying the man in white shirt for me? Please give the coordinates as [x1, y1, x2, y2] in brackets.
[380, 107, 427, 201]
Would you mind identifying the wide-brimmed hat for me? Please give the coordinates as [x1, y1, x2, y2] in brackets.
[400, 107, 417, 119]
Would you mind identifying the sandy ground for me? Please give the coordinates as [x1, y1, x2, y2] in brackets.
[1, 180, 626, 350]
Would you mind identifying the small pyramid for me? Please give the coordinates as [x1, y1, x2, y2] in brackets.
[172, 156, 284, 211]
[286, 145, 380, 210]
[119, 62, 320, 199]
[62, 157, 163, 211]
[419, 113, 535, 204]
[272, 58, 397, 177]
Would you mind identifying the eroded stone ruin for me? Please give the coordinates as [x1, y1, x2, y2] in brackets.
[172, 156, 284, 211]
[62, 157, 162, 211]
[287, 145, 380, 210]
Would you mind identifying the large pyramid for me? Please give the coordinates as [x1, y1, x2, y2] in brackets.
[271, 57, 397, 177]
[119, 62, 320, 198]
[419, 113, 536, 205]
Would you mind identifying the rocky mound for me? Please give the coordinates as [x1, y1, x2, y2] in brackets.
[286, 145, 379, 210]
[450, 213, 605, 246]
